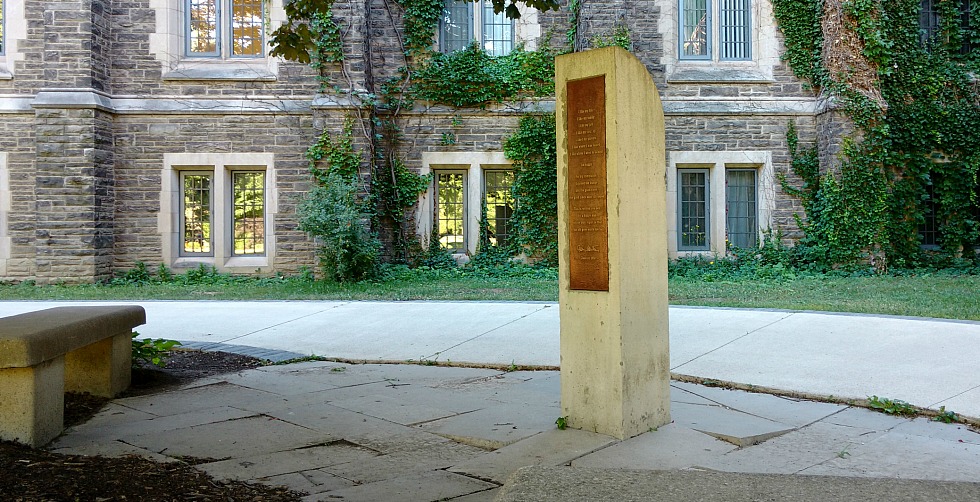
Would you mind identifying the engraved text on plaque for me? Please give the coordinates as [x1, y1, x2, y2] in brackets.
[566, 75, 609, 291]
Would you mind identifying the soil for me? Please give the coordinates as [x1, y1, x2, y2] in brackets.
[0, 350, 305, 501]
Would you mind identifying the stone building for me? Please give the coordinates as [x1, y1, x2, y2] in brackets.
[0, 0, 838, 284]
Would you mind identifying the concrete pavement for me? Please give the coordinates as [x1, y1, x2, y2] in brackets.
[3, 300, 980, 500]
[1, 300, 978, 419]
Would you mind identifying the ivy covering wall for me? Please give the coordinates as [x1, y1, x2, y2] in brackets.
[773, 0, 980, 270]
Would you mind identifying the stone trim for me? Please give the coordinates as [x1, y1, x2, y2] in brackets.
[0, 152, 9, 277]
[7, 92, 823, 116]
[667, 150, 775, 258]
[159, 153, 278, 274]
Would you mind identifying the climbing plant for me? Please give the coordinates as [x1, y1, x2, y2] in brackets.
[503, 114, 559, 265]
[772, 0, 980, 270]
[271, 0, 567, 267]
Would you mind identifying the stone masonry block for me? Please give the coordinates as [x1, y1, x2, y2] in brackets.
[0, 357, 65, 447]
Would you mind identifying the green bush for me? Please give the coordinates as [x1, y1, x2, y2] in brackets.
[298, 172, 381, 282]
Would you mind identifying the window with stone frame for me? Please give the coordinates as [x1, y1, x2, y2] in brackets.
[1, 0, 5, 56]
[186, 0, 264, 58]
[439, 0, 514, 56]
[162, 153, 276, 272]
[669, 151, 772, 257]
[679, 0, 752, 61]
[919, 0, 974, 54]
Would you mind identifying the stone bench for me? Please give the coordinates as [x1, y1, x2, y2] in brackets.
[0, 306, 146, 447]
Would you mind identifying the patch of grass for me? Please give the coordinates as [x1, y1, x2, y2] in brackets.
[4, 261, 980, 321]
[668, 275, 980, 320]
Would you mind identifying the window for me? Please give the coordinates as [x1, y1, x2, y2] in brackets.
[1, 0, 5, 56]
[420, 152, 513, 256]
[186, 0, 264, 58]
[668, 151, 773, 257]
[919, 181, 939, 248]
[232, 172, 265, 255]
[439, 0, 514, 56]
[679, 0, 751, 61]
[678, 170, 709, 251]
[0, 153, 9, 277]
[920, 0, 974, 53]
[484, 170, 514, 247]
[181, 172, 213, 255]
[434, 171, 466, 252]
[162, 153, 276, 272]
[725, 169, 757, 249]
[179, 169, 265, 257]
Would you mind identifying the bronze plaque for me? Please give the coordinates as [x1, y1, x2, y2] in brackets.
[566, 75, 609, 291]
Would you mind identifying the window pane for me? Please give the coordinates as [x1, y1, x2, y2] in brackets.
[1, 0, 5, 56]
[232, 0, 264, 56]
[681, 0, 709, 58]
[920, 0, 941, 44]
[719, 0, 750, 60]
[482, 1, 513, 56]
[436, 172, 466, 252]
[188, 0, 219, 55]
[440, 0, 472, 53]
[961, 0, 973, 54]
[484, 170, 514, 247]
[919, 181, 938, 247]
[232, 172, 265, 255]
[679, 170, 709, 250]
[726, 169, 757, 249]
[182, 174, 213, 255]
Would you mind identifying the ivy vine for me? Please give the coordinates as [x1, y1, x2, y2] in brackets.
[503, 114, 559, 265]
[773, 0, 980, 270]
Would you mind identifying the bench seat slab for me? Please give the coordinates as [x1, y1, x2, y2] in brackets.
[0, 357, 65, 447]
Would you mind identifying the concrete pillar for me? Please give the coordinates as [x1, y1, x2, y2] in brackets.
[0, 357, 65, 447]
[556, 47, 670, 440]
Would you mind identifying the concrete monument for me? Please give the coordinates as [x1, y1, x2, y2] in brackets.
[556, 46, 670, 439]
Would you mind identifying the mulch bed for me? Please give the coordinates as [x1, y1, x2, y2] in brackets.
[0, 350, 305, 501]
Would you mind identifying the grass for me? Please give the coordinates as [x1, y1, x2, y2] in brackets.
[668, 275, 980, 320]
[2, 267, 979, 321]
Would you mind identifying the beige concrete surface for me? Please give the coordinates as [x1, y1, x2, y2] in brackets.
[0, 356, 64, 447]
[556, 46, 670, 440]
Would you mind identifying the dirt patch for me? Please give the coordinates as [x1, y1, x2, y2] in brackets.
[1, 350, 305, 501]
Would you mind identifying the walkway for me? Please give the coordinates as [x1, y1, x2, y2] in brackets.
[1, 300, 977, 419]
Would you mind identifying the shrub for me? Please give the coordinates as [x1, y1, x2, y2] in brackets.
[298, 172, 381, 282]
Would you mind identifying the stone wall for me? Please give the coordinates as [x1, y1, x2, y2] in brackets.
[0, 0, 829, 282]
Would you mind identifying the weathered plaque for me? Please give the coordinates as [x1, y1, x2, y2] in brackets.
[566, 75, 609, 291]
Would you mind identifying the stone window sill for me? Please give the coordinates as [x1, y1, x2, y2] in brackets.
[163, 60, 276, 82]
[668, 64, 773, 84]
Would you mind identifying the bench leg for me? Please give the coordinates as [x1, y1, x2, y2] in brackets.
[0, 357, 65, 447]
[65, 330, 132, 397]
